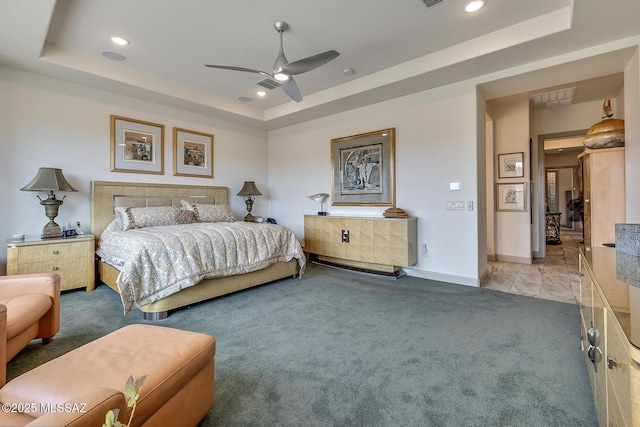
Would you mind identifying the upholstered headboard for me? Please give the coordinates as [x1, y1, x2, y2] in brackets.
[90, 181, 228, 239]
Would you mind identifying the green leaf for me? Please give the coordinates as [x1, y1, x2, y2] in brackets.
[103, 409, 122, 427]
[124, 375, 148, 408]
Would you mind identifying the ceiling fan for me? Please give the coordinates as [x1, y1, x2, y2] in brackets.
[205, 21, 340, 103]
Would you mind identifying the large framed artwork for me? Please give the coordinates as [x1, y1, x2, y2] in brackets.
[110, 115, 164, 174]
[173, 127, 214, 178]
[497, 152, 524, 178]
[331, 128, 395, 206]
[496, 183, 526, 212]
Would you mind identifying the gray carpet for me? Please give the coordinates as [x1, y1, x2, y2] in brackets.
[7, 264, 597, 426]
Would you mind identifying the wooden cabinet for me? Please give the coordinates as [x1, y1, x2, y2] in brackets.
[580, 257, 608, 426]
[579, 247, 640, 427]
[7, 235, 95, 291]
[578, 147, 625, 247]
[304, 215, 417, 276]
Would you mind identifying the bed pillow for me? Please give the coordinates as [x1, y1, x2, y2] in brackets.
[181, 201, 235, 223]
[175, 208, 198, 225]
[115, 206, 196, 230]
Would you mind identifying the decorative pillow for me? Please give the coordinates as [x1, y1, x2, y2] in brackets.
[181, 201, 235, 223]
[114, 206, 184, 231]
[175, 208, 198, 225]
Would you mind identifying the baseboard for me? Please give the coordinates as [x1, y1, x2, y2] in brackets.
[487, 254, 496, 262]
[403, 268, 480, 287]
[495, 254, 533, 264]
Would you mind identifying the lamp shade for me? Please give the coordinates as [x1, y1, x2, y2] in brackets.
[20, 168, 78, 192]
[237, 181, 262, 197]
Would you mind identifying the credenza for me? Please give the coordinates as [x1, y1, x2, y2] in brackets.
[303, 215, 417, 276]
[579, 246, 640, 426]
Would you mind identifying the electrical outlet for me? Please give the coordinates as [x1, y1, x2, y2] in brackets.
[421, 243, 428, 257]
[467, 201, 474, 211]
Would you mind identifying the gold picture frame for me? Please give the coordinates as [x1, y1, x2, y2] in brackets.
[496, 182, 526, 212]
[110, 115, 164, 174]
[498, 152, 524, 178]
[331, 128, 395, 206]
[173, 127, 214, 178]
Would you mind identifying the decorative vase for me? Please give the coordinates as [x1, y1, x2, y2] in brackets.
[583, 99, 624, 149]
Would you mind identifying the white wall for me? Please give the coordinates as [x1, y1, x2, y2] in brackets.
[0, 66, 270, 274]
[476, 90, 488, 282]
[268, 82, 483, 286]
[489, 98, 532, 263]
[625, 48, 640, 222]
[532, 99, 614, 135]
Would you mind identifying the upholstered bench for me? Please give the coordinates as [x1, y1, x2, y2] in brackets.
[0, 324, 215, 426]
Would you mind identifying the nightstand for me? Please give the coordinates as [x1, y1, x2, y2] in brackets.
[6, 235, 95, 291]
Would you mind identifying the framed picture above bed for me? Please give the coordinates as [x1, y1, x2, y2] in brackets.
[331, 128, 396, 206]
[173, 127, 214, 178]
[110, 115, 165, 174]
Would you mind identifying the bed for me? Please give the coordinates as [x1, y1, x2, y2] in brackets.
[90, 180, 305, 319]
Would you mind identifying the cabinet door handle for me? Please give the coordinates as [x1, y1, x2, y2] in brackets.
[607, 356, 627, 371]
[588, 345, 602, 371]
[53, 250, 59, 255]
[52, 267, 59, 271]
[587, 326, 599, 346]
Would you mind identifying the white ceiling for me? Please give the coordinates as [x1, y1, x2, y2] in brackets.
[0, 0, 638, 130]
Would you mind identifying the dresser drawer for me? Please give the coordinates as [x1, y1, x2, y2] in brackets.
[16, 259, 88, 275]
[13, 241, 89, 262]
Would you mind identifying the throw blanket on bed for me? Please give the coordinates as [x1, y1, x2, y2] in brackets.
[97, 221, 306, 313]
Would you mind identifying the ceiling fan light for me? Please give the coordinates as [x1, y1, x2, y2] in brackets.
[273, 72, 290, 82]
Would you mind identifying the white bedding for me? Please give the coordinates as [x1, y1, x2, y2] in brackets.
[97, 220, 306, 313]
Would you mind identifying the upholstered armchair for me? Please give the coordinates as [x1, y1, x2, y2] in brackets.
[0, 273, 61, 386]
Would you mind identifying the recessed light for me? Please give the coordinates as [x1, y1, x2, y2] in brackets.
[463, 0, 485, 13]
[256, 90, 267, 97]
[110, 35, 129, 46]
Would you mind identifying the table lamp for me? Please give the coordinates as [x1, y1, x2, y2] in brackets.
[307, 193, 329, 216]
[237, 181, 262, 222]
[21, 167, 78, 239]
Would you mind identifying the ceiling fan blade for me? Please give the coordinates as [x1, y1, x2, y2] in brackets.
[205, 64, 272, 78]
[282, 77, 303, 102]
[281, 50, 340, 75]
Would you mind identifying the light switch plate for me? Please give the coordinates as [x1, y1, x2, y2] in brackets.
[447, 201, 465, 210]
[449, 182, 461, 191]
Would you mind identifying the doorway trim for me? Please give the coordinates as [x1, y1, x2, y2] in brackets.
[535, 129, 588, 259]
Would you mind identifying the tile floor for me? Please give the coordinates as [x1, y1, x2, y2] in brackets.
[482, 228, 583, 305]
